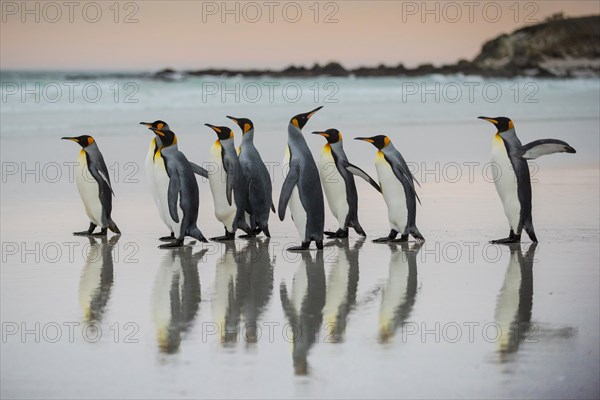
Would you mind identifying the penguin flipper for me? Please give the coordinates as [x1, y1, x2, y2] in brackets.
[518, 139, 576, 160]
[167, 172, 181, 223]
[189, 162, 209, 178]
[279, 283, 298, 325]
[86, 161, 115, 222]
[278, 163, 300, 221]
[271, 203, 276, 213]
[223, 158, 236, 207]
[385, 154, 421, 205]
[344, 162, 382, 193]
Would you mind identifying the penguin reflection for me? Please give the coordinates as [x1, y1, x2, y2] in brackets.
[280, 251, 326, 375]
[379, 241, 423, 343]
[152, 246, 204, 354]
[494, 243, 536, 357]
[79, 235, 119, 322]
[322, 239, 362, 343]
[212, 240, 274, 345]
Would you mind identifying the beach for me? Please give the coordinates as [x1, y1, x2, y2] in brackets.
[1, 74, 599, 399]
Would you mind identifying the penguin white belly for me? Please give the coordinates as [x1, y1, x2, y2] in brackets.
[153, 153, 183, 236]
[146, 140, 170, 230]
[379, 252, 410, 337]
[284, 147, 307, 239]
[375, 152, 408, 233]
[212, 249, 238, 341]
[492, 135, 521, 231]
[323, 250, 350, 329]
[78, 242, 103, 321]
[152, 254, 176, 349]
[494, 252, 521, 352]
[209, 142, 237, 232]
[318, 147, 349, 229]
[76, 150, 104, 227]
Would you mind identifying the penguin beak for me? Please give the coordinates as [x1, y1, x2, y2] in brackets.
[61, 137, 78, 142]
[225, 116, 239, 125]
[205, 123, 222, 134]
[305, 106, 323, 120]
[139, 122, 153, 128]
[354, 137, 374, 143]
[312, 131, 329, 138]
[478, 116, 498, 125]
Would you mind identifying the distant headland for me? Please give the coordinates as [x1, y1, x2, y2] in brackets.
[68, 14, 599, 81]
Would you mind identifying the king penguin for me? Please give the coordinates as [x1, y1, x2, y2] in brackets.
[140, 120, 209, 241]
[355, 135, 424, 243]
[279, 106, 325, 251]
[478, 117, 576, 243]
[204, 124, 252, 240]
[226, 116, 274, 238]
[312, 128, 381, 238]
[62, 135, 120, 236]
[151, 126, 208, 248]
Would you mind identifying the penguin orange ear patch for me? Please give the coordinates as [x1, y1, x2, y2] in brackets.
[383, 137, 390, 147]
[508, 120, 514, 129]
[87, 137, 94, 146]
[157, 123, 164, 130]
[292, 119, 299, 128]
[243, 123, 251, 133]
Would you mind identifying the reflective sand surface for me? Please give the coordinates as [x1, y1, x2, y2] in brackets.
[1, 76, 599, 398]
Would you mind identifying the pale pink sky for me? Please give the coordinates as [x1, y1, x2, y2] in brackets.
[1, 1, 598, 70]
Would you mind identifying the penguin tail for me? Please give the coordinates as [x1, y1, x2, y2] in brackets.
[262, 225, 271, 238]
[188, 226, 208, 243]
[522, 219, 538, 243]
[408, 226, 425, 242]
[108, 220, 121, 235]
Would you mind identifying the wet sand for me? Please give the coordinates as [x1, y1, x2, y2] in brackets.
[1, 77, 599, 398]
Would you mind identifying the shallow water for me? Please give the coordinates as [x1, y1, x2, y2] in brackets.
[1, 76, 599, 399]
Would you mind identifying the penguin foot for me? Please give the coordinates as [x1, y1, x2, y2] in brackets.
[390, 234, 410, 243]
[325, 229, 348, 238]
[372, 237, 391, 243]
[316, 240, 324, 250]
[159, 239, 185, 249]
[490, 236, 521, 244]
[91, 228, 108, 237]
[74, 223, 97, 236]
[373, 230, 399, 243]
[287, 242, 310, 252]
[211, 231, 235, 241]
[159, 233, 175, 241]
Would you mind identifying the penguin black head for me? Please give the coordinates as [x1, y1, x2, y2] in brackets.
[226, 116, 254, 134]
[139, 120, 170, 131]
[290, 106, 323, 130]
[61, 135, 95, 148]
[205, 124, 234, 141]
[152, 128, 177, 147]
[478, 116, 514, 133]
[312, 129, 342, 144]
[355, 135, 390, 150]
